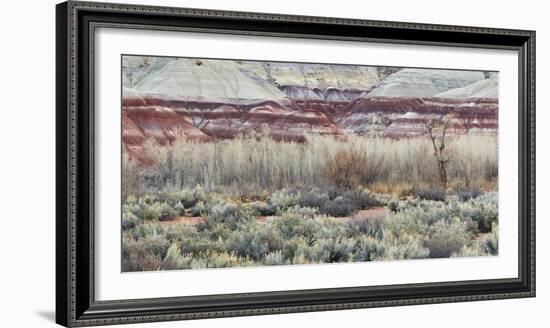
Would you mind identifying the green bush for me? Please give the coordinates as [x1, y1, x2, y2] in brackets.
[121, 232, 170, 271]
[140, 203, 162, 221]
[269, 189, 300, 211]
[302, 188, 380, 217]
[170, 186, 207, 208]
[345, 217, 384, 240]
[299, 190, 329, 209]
[160, 243, 193, 270]
[122, 211, 140, 231]
[173, 201, 185, 216]
[283, 205, 318, 219]
[122, 188, 498, 270]
[352, 236, 386, 261]
[265, 251, 285, 265]
[198, 202, 251, 230]
[343, 189, 381, 209]
[415, 187, 446, 201]
[190, 200, 207, 216]
[203, 251, 255, 268]
[159, 202, 177, 221]
[481, 223, 499, 255]
[327, 186, 345, 200]
[249, 201, 276, 216]
[272, 208, 321, 244]
[388, 199, 399, 213]
[135, 201, 177, 221]
[382, 235, 430, 260]
[459, 192, 498, 233]
[227, 224, 284, 261]
[456, 187, 482, 201]
[315, 238, 356, 262]
[425, 218, 473, 258]
[320, 196, 356, 217]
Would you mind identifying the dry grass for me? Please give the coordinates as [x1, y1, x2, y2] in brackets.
[369, 182, 416, 197]
[124, 133, 498, 196]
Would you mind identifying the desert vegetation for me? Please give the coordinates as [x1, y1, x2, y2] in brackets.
[122, 132, 498, 271]
[124, 131, 497, 195]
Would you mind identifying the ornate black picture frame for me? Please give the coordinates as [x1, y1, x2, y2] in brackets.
[56, 1, 535, 326]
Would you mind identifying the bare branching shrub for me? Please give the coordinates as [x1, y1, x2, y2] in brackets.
[322, 147, 367, 189]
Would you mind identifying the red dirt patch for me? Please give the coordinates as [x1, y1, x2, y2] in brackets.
[161, 216, 205, 225]
[476, 233, 489, 241]
[256, 216, 276, 223]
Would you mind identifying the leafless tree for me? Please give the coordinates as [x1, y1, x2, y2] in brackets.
[425, 119, 451, 190]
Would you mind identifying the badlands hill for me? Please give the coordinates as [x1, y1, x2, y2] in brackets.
[122, 56, 498, 161]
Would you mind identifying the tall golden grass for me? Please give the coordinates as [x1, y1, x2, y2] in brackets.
[123, 133, 498, 196]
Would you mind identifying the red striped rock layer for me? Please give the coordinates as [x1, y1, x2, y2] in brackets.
[122, 95, 498, 164]
[122, 104, 211, 165]
[280, 85, 367, 116]
[122, 96, 343, 162]
[336, 97, 498, 138]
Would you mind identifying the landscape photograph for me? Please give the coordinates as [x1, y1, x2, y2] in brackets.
[121, 55, 499, 272]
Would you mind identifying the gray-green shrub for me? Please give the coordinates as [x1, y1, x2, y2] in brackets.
[457, 187, 482, 201]
[299, 190, 329, 209]
[425, 218, 473, 258]
[415, 187, 446, 201]
[121, 189, 498, 271]
[320, 196, 356, 217]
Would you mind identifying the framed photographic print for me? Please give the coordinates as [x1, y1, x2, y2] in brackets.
[56, 1, 535, 326]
